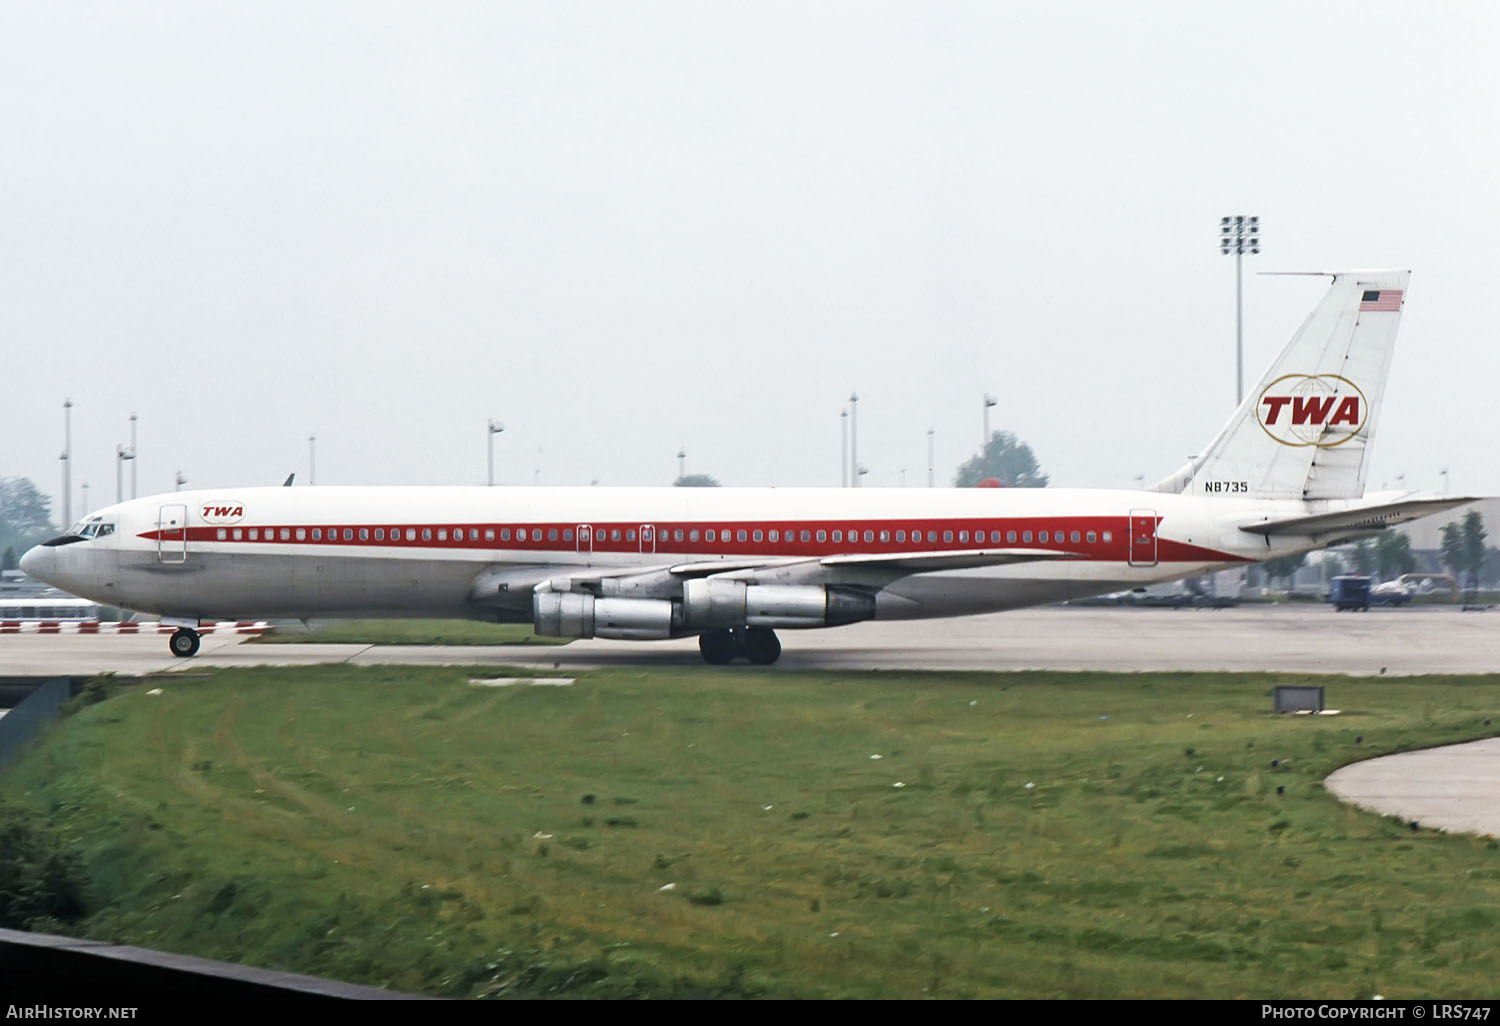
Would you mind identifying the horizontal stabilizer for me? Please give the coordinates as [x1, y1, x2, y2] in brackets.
[1237, 496, 1479, 539]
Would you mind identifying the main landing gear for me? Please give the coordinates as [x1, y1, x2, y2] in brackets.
[169, 628, 201, 658]
[697, 627, 782, 666]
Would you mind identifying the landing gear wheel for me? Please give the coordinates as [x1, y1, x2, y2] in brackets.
[169, 628, 201, 658]
[743, 628, 782, 666]
[698, 630, 737, 666]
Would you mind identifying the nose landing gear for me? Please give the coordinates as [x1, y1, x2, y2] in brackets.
[169, 628, 201, 658]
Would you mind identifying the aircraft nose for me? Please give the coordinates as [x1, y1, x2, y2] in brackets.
[18, 544, 50, 582]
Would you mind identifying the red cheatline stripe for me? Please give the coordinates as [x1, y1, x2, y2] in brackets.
[137, 515, 1241, 564]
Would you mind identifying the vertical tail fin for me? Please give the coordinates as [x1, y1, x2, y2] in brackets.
[1154, 270, 1409, 500]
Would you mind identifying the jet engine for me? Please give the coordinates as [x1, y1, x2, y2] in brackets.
[681, 579, 875, 630]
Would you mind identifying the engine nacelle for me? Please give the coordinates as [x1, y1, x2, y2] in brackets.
[533, 592, 673, 640]
[682, 579, 875, 630]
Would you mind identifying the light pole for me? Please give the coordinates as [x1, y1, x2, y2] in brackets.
[1220, 215, 1260, 405]
[487, 420, 505, 486]
[1441, 467, 1450, 495]
[175, 470, 186, 491]
[849, 392, 859, 488]
[129, 413, 138, 498]
[115, 444, 133, 503]
[840, 410, 848, 487]
[982, 393, 997, 451]
[927, 428, 935, 487]
[678, 447, 686, 482]
[81, 482, 89, 515]
[309, 435, 317, 486]
[61, 399, 72, 528]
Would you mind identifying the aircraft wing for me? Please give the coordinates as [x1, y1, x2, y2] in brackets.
[1237, 496, 1479, 539]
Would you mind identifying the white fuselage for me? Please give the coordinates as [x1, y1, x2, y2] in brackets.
[22, 484, 1325, 625]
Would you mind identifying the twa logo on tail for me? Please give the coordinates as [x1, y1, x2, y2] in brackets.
[1257, 374, 1367, 448]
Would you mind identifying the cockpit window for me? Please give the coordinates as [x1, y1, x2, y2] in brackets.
[63, 517, 113, 540]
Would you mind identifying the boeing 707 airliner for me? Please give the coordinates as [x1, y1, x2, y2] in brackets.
[21, 270, 1474, 664]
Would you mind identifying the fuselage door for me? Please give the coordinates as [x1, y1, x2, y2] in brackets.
[158, 504, 188, 564]
[576, 524, 593, 553]
[1128, 509, 1158, 567]
[640, 524, 656, 554]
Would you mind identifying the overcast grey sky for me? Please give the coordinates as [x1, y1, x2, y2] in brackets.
[4, 1, 1497, 516]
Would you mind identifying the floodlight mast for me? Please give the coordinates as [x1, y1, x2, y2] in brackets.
[1220, 215, 1261, 405]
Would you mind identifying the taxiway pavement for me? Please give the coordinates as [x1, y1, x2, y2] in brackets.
[1, 603, 1492, 677]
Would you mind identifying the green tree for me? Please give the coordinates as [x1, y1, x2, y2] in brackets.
[954, 432, 1049, 488]
[0, 476, 54, 562]
[1373, 531, 1416, 581]
[1260, 552, 1308, 589]
[1346, 539, 1375, 576]
[1439, 511, 1488, 600]
[1440, 511, 1489, 600]
[673, 474, 720, 488]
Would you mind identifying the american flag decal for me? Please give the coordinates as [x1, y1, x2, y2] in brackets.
[1359, 289, 1403, 312]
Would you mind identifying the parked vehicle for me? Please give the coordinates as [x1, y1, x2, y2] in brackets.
[1329, 575, 1371, 611]
[1370, 580, 1413, 606]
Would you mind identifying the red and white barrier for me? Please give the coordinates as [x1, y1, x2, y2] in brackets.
[0, 620, 272, 635]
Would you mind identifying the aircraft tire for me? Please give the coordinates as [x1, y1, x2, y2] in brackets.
[169, 628, 201, 658]
[698, 630, 737, 665]
[744, 628, 782, 666]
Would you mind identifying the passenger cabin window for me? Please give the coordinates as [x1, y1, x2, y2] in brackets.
[216, 528, 227, 540]
[297, 528, 307, 541]
[359, 529, 369, 541]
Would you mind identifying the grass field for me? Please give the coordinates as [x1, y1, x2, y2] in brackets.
[6, 666, 1500, 999]
[247, 619, 564, 646]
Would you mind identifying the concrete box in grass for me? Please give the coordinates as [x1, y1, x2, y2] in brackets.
[1273, 685, 1324, 714]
